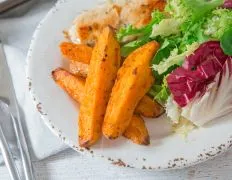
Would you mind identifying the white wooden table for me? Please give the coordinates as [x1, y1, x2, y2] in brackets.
[1, 148, 232, 179]
[1, 0, 232, 179]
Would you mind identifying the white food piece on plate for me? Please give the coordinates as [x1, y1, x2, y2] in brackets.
[68, 0, 164, 45]
[107, 0, 127, 5]
[68, 4, 120, 45]
[68, 24, 80, 44]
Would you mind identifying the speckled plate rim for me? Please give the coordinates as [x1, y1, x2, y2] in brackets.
[26, 0, 232, 170]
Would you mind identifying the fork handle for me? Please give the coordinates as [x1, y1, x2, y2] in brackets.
[11, 114, 34, 180]
[0, 124, 21, 180]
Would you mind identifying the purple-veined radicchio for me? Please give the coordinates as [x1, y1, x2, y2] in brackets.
[181, 58, 232, 126]
[167, 41, 231, 107]
[222, 0, 232, 9]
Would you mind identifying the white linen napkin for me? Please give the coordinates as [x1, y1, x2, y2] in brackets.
[0, 0, 68, 164]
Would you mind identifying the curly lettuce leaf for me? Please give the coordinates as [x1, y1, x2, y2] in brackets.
[165, 0, 190, 19]
[152, 37, 181, 65]
[120, 0, 222, 58]
[184, 0, 224, 20]
[149, 78, 170, 105]
[149, 85, 170, 105]
[120, 36, 150, 57]
[151, 36, 183, 83]
[150, 18, 182, 38]
[117, 10, 165, 42]
[119, 11, 165, 57]
[153, 42, 199, 75]
[151, 0, 222, 76]
[204, 9, 232, 39]
[171, 0, 223, 50]
[116, 25, 143, 42]
[165, 0, 223, 20]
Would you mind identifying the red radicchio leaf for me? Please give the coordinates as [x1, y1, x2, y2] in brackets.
[222, 0, 232, 9]
[181, 58, 232, 126]
[167, 41, 231, 107]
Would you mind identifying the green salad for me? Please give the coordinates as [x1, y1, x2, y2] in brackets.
[116, 0, 232, 129]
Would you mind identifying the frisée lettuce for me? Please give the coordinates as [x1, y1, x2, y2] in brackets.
[204, 9, 232, 39]
[150, 0, 231, 105]
[117, 11, 165, 57]
[151, 18, 182, 37]
[152, 42, 199, 75]
[149, 77, 170, 105]
[116, 0, 232, 129]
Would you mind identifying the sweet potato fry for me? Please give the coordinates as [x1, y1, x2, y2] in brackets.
[60, 42, 92, 63]
[54, 67, 164, 118]
[123, 115, 150, 145]
[135, 95, 164, 118]
[78, 26, 121, 147]
[102, 41, 160, 139]
[52, 70, 151, 146]
[69, 62, 164, 117]
[52, 68, 85, 103]
[69, 61, 89, 77]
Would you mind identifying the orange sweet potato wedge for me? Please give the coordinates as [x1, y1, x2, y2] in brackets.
[52, 68, 85, 103]
[69, 62, 164, 118]
[60, 42, 92, 64]
[69, 61, 89, 78]
[123, 115, 150, 145]
[135, 95, 164, 118]
[78, 26, 121, 147]
[52, 67, 164, 118]
[52, 68, 151, 146]
[102, 41, 160, 139]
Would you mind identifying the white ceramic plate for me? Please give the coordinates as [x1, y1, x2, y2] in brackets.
[26, 0, 232, 170]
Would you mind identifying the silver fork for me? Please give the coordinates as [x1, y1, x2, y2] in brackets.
[0, 100, 21, 180]
[0, 41, 34, 180]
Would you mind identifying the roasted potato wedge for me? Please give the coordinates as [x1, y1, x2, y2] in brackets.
[52, 68, 85, 103]
[135, 95, 164, 118]
[78, 26, 121, 147]
[69, 61, 89, 77]
[60, 42, 92, 63]
[123, 115, 150, 145]
[102, 41, 159, 139]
